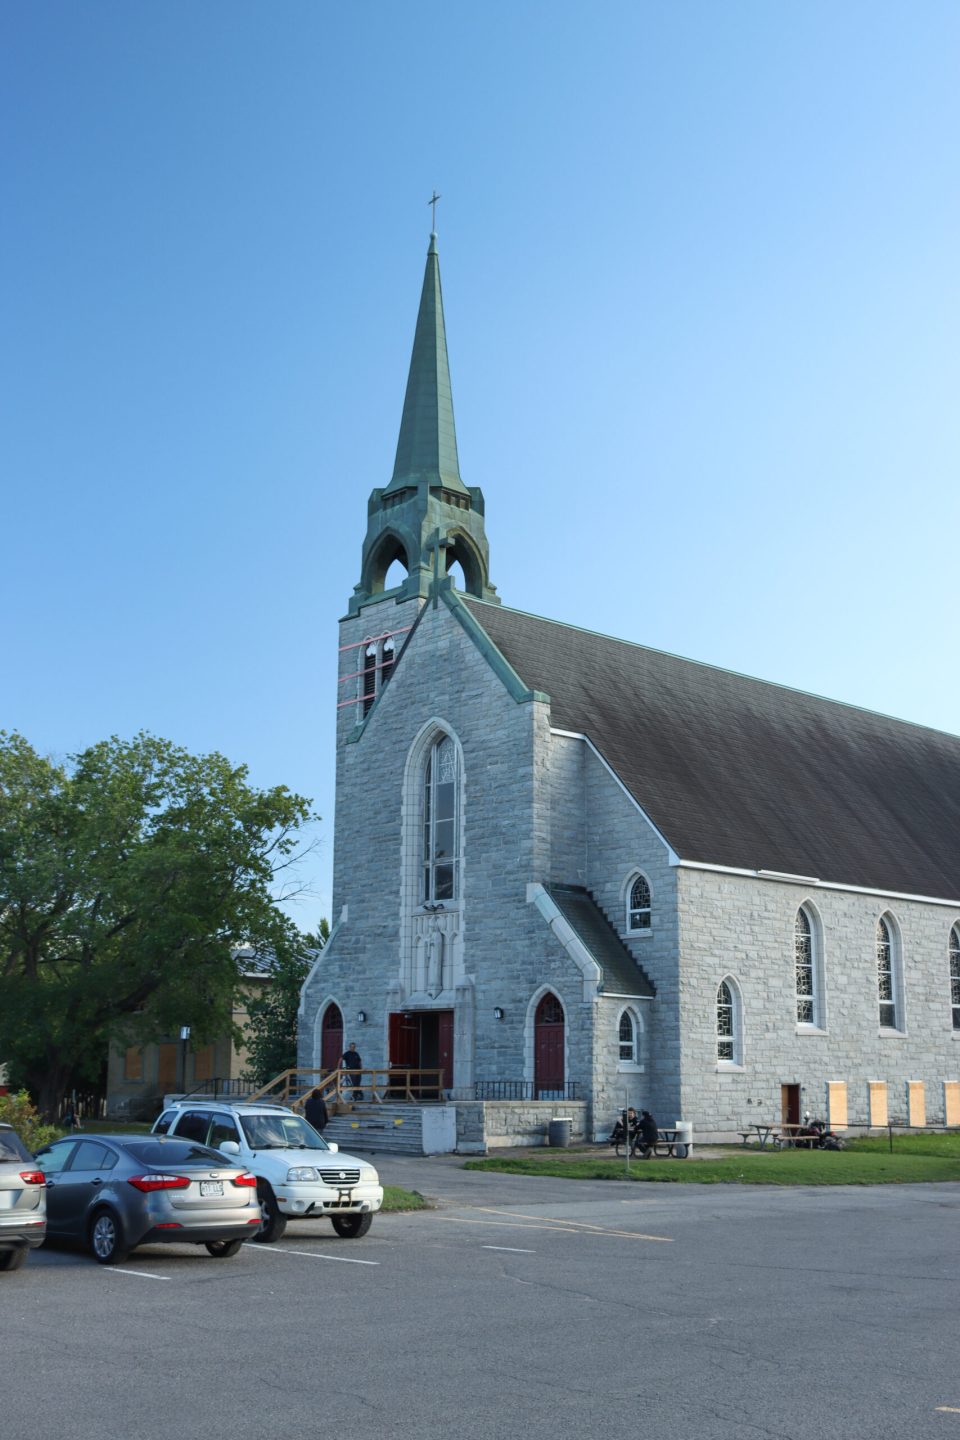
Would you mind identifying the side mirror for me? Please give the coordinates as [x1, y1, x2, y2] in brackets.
[219, 1140, 241, 1155]
[326, 1141, 339, 1153]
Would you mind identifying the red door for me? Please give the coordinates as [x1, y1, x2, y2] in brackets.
[534, 993, 565, 1098]
[321, 1004, 343, 1074]
[438, 1010, 454, 1091]
[389, 1013, 419, 1068]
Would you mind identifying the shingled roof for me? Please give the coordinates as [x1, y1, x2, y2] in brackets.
[460, 596, 960, 902]
[546, 886, 655, 997]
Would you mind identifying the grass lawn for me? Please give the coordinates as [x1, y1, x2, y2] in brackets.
[463, 1133, 960, 1185]
[381, 1185, 429, 1212]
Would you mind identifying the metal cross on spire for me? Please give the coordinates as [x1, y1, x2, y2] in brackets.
[428, 190, 441, 232]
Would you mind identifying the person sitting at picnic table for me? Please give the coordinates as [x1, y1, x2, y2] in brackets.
[636, 1109, 659, 1158]
[609, 1108, 638, 1145]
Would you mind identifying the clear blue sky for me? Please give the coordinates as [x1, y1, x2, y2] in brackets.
[4, 3, 958, 931]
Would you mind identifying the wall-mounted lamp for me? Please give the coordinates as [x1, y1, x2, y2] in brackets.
[493, 1007, 504, 1021]
[357, 1010, 367, 1024]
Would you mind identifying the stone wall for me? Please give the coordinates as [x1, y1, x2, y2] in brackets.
[454, 1099, 589, 1153]
[677, 867, 960, 1133]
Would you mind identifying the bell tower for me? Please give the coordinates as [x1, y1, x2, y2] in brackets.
[347, 231, 498, 620]
[336, 229, 497, 739]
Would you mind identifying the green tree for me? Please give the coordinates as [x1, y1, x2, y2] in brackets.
[241, 918, 329, 1088]
[0, 731, 314, 1117]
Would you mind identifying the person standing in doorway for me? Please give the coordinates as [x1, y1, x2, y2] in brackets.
[341, 1042, 363, 1101]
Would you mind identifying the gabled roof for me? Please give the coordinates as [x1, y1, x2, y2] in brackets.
[460, 596, 960, 901]
[546, 885, 655, 997]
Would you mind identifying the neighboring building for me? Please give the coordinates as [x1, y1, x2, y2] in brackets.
[299, 229, 960, 1147]
[105, 948, 274, 1117]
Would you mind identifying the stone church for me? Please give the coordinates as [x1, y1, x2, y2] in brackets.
[299, 231, 960, 1148]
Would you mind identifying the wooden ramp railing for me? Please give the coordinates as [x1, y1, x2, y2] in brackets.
[244, 1066, 446, 1111]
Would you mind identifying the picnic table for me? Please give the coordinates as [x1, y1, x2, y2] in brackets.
[655, 1127, 690, 1159]
[776, 1123, 817, 1149]
[750, 1123, 779, 1149]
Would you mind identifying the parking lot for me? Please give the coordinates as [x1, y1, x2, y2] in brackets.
[7, 1159, 960, 1440]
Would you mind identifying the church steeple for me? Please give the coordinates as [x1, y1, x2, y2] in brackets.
[348, 230, 498, 616]
[385, 233, 467, 497]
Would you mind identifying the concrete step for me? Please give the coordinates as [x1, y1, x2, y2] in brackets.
[324, 1103, 426, 1155]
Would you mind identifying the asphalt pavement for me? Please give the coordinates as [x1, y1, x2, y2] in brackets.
[6, 1154, 960, 1440]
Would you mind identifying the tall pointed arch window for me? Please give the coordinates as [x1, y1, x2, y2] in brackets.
[380, 636, 396, 689]
[795, 906, 823, 1028]
[949, 925, 960, 1031]
[717, 977, 743, 1066]
[627, 874, 652, 932]
[877, 915, 902, 1031]
[361, 643, 377, 717]
[421, 734, 460, 903]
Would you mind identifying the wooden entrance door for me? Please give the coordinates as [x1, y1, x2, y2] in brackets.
[388, 1011, 454, 1093]
[534, 993, 565, 1098]
[321, 1004, 343, 1074]
[437, 1010, 454, 1091]
[781, 1083, 801, 1126]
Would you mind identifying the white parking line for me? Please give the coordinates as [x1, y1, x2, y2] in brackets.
[251, 1247, 379, 1266]
[481, 1245, 536, 1254]
[107, 1269, 171, 1281]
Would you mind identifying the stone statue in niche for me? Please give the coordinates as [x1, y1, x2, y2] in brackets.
[425, 927, 445, 995]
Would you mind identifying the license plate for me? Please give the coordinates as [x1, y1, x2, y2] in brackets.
[200, 1181, 223, 1197]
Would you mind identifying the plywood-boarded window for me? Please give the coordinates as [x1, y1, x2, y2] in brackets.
[907, 1080, 926, 1128]
[124, 1047, 143, 1082]
[868, 1081, 888, 1127]
[826, 1081, 848, 1128]
[944, 1081, 960, 1127]
[193, 1044, 215, 1083]
[157, 1043, 179, 1089]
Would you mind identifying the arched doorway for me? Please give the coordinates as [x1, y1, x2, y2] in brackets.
[534, 992, 565, 1098]
[320, 1003, 343, 1074]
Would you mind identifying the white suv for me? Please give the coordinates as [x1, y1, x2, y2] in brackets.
[152, 1102, 382, 1243]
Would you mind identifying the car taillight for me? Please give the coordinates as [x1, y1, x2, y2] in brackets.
[19, 1171, 45, 1186]
[231, 1173, 257, 1188]
[127, 1173, 191, 1192]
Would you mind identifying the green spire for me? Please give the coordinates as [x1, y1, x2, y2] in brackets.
[385, 233, 467, 495]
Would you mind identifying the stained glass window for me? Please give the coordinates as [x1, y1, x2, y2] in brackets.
[422, 735, 459, 904]
[795, 909, 815, 1025]
[717, 980, 735, 1062]
[619, 1011, 635, 1062]
[950, 926, 960, 1032]
[628, 875, 651, 930]
[877, 918, 897, 1029]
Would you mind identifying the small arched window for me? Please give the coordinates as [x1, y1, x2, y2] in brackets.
[627, 875, 652, 932]
[877, 915, 902, 1031]
[717, 977, 742, 1065]
[949, 924, 960, 1031]
[421, 734, 460, 903]
[619, 1011, 635, 1062]
[362, 643, 377, 717]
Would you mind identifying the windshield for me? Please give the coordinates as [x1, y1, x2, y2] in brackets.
[0, 1127, 32, 1163]
[124, 1139, 228, 1168]
[240, 1113, 329, 1151]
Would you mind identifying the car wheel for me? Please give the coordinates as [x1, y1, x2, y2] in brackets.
[331, 1212, 373, 1239]
[89, 1210, 130, 1266]
[205, 1239, 244, 1258]
[253, 1184, 287, 1244]
[0, 1248, 28, 1272]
